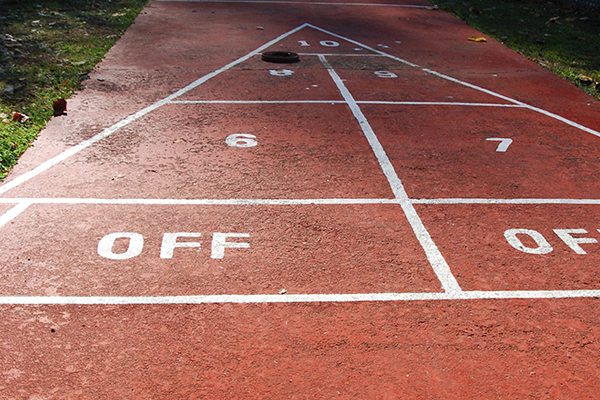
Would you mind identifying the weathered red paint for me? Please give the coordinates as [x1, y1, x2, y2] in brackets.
[1, 0, 599, 398]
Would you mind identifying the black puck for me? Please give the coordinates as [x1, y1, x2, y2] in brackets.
[261, 51, 300, 63]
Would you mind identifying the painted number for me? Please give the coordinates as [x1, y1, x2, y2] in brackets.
[486, 138, 513, 152]
[374, 71, 397, 79]
[226, 133, 257, 148]
[320, 40, 339, 47]
[296, 40, 340, 47]
[505, 228, 600, 255]
[270, 69, 294, 77]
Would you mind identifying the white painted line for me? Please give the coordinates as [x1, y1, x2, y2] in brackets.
[297, 53, 385, 56]
[1, 289, 599, 304]
[169, 100, 524, 107]
[0, 198, 399, 205]
[318, 56, 405, 198]
[0, 23, 310, 195]
[359, 101, 524, 107]
[156, 0, 431, 8]
[0, 202, 32, 228]
[169, 100, 346, 104]
[412, 198, 600, 205]
[3, 197, 600, 206]
[319, 54, 462, 294]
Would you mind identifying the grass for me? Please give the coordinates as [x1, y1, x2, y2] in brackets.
[0, 0, 148, 180]
[430, 0, 600, 100]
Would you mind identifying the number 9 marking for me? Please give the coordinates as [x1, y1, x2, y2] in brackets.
[226, 134, 258, 148]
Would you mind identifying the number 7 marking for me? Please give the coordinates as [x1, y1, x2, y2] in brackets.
[486, 138, 513, 152]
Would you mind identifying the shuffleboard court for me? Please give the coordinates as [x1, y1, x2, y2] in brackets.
[1, 0, 600, 397]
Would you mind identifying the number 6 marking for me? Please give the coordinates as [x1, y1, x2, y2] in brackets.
[486, 138, 513, 152]
[226, 134, 257, 148]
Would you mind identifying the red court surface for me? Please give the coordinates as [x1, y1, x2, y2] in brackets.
[1, 0, 600, 398]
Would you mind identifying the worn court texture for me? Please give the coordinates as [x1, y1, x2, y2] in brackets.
[2, 0, 600, 398]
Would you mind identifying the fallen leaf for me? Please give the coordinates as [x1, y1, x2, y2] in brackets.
[12, 112, 30, 123]
[71, 60, 87, 66]
[546, 16, 560, 24]
[53, 98, 67, 116]
[468, 36, 487, 42]
[577, 74, 596, 85]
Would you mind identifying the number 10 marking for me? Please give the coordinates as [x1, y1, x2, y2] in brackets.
[486, 138, 513, 152]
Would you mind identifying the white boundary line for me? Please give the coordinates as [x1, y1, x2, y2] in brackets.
[169, 100, 523, 107]
[155, 0, 432, 8]
[297, 53, 385, 56]
[319, 54, 462, 294]
[3, 197, 600, 206]
[412, 198, 600, 205]
[0, 202, 32, 228]
[359, 101, 524, 107]
[1, 289, 600, 305]
[170, 100, 346, 104]
[0, 198, 398, 205]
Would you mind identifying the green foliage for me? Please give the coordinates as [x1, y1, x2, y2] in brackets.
[431, 0, 600, 100]
[0, 0, 148, 180]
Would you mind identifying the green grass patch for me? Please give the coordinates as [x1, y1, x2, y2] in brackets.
[0, 0, 148, 180]
[430, 0, 600, 100]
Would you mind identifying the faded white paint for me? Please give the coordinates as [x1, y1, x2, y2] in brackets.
[160, 233, 202, 258]
[98, 232, 144, 260]
[211, 233, 250, 259]
[504, 229, 553, 254]
[554, 229, 598, 254]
